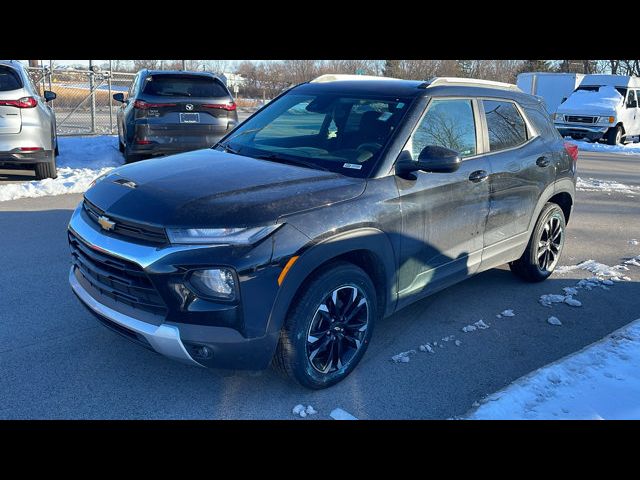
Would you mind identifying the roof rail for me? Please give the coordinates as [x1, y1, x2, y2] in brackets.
[421, 77, 522, 92]
[310, 74, 403, 83]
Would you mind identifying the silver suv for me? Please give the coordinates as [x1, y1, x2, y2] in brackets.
[0, 60, 58, 179]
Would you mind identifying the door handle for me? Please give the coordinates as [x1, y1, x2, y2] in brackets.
[536, 156, 550, 167]
[468, 170, 488, 183]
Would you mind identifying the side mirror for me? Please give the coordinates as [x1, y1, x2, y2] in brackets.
[396, 145, 461, 175]
[43, 91, 56, 102]
[113, 92, 125, 103]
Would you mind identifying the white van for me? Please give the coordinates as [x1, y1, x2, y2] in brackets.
[517, 72, 584, 114]
[554, 75, 640, 145]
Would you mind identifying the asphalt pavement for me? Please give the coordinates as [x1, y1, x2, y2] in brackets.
[0, 151, 639, 419]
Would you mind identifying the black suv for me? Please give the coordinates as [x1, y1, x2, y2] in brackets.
[68, 75, 577, 389]
[113, 70, 238, 163]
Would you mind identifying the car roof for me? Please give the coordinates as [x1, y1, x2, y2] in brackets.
[0, 60, 24, 69]
[141, 69, 222, 79]
[293, 77, 541, 106]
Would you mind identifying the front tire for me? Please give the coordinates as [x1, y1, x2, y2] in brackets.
[509, 203, 566, 282]
[273, 261, 377, 389]
[606, 125, 623, 145]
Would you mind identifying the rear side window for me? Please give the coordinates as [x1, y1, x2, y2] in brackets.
[523, 105, 560, 140]
[483, 100, 528, 151]
[0, 66, 23, 91]
[142, 75, 228, 98]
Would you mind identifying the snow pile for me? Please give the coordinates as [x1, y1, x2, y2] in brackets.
[547, 316, 562, 326]
[292, 404, 317, 418]
[496, 309, 515, 318]
[559, 86, 623, 116]
[555, 259, 626, 278]
[0, 135, 123, 202]
[630, 239, 639, 246]
[419, 343, 435, 353]
[392, 350, 416, 363]
[571, 139, 640, 155]
[330, 408, 358, 420]
[462, 319, 490, 332]
[576, 177, 640, 194]
[467, 318, 640, 419]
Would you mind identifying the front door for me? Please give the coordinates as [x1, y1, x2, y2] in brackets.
[396, 98, 491, 307]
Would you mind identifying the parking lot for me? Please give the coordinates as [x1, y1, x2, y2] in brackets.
[0, 147, 639, 419]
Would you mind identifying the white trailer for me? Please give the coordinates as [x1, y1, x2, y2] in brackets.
[517, 72, 584, 114]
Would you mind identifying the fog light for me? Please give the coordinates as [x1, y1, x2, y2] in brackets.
[189, 268, 236, 301]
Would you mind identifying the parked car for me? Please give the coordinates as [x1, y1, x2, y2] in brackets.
[517, 72, 584, 114]
[554, 74, 640, 145]
[0, 60, 58, 179]
[68, 75, 577, 389]
[114, 70, 239, 163]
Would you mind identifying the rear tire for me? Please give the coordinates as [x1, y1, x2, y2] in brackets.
[606, 125, 623, 145]
[273, 261, 377, 389]
[509, 203, 566, 282]
[124, 146, 143, 164]
[34, 151, 57, 180]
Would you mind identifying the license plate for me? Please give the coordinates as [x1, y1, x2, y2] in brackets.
[180, 112, 200, 124]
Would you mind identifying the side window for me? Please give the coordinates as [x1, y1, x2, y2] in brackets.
[483, 100, 528, 151]
[254, 99, 327, 141]
[410, 99, 477, 159]
[128, 74, 139, 98]
[626, 90, 637, 108]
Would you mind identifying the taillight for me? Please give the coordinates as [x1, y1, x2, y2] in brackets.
[563, 141, 578, 163]
[202, 102, 236, 111]
[0, 96, 38, 108]
[133, 100, 177, 109]
[18, 147, 44, 152]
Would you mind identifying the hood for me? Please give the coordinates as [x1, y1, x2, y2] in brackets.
[557, 86, 622, 116]
[84, 149, 365, 228]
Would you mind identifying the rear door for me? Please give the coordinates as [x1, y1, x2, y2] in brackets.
[479, 98, 555, 268]
[396, 97, 491, 307]
[0, 65, 24, 135]
[137, 74, 234, 136]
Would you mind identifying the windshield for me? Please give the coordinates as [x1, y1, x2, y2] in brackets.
[576, 85, 627, 98]
[217, 92, 412, 177]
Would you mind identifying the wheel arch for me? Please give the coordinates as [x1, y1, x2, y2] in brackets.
[265, 228, 397, 339]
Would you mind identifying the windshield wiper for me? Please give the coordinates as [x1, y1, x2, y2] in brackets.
[253, 153, 329, 172]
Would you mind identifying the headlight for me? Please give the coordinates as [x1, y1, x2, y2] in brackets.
[166, 224, 282, 245]
[599, 116, 615, 124]
[189, 268, 237, 300]
[553, 113, 564, 122]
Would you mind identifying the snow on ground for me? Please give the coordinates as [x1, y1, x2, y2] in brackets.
[570, 138, 640, 156]
[467, 318, 640, 419]
[330, 408, 358, 420]
[292, 404, 317, 418]
[576, 177, 640, 194]
[0, 135, 123, 202]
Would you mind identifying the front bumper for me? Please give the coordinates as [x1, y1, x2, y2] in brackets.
[555, 122, 610, 141]
[67, 203, 284, 370]
[69, 267, 202, 366]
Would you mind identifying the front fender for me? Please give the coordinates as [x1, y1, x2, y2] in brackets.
[265, 227, 398, 342]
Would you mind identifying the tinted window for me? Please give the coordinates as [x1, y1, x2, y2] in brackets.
[410, 99, 477, 158]
[221, 92, 410, 178]
[142, 75, 228, 97]
[0, 66, 23, 91]
[626, 90, 636, 108]
[524, 106, 559, 139]
[484, 100, 528, 151]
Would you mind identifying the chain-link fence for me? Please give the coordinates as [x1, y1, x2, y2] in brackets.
[26, 66, 135, 136]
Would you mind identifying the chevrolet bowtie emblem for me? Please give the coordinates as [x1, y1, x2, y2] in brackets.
[98, 215, 116, 231]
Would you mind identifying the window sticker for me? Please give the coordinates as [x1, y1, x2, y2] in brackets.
[378, 112, 392, 121]
[343, 163, 363, 170]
